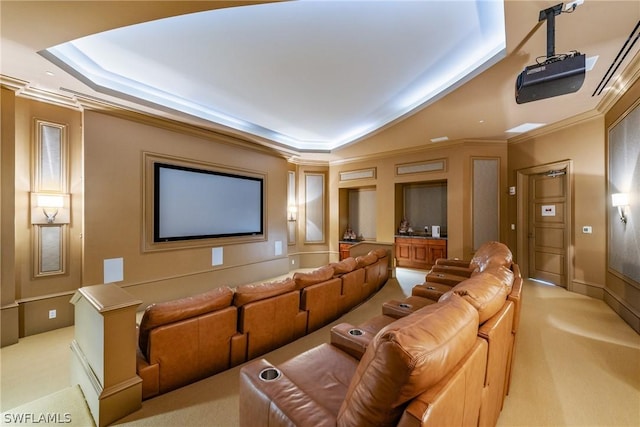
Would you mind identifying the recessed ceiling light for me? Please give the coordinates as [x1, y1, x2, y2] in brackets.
[479, 119, 485, 124]
[45, 71, 55, 76]
[430, 136, 449, 143]
[506, 123, 546, 133]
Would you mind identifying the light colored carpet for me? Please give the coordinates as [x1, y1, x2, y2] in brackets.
[2, 269, 639, 426]
[497, 281, 640, 427]
[1, 385, 94, 427]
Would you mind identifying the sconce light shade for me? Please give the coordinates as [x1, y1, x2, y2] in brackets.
[611, 192, 629, 207]
[611, 192, 630, 223]
[31, 192, 70, 224]
[287, 205, 298, 222]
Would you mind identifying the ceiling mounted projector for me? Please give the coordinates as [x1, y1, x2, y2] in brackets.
[516, 52, 586, 104]
[515, 3, 586, 104]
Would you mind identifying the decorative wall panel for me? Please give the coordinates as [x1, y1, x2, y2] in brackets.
[32, 119, 68, 277]
[608, 102, 640, 284]
[305, 173, 325, 243]
[473, 158, 499, 250]
[348, 188, 376, 240]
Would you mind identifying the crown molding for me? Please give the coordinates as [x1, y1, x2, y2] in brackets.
[507, 109, 603, 145]
[597, 50, 640, 115]
[1, 75, 82, 110]
[0, 75, 28, 92]
[75, 94, 297, 161]
[328, 138, 507, 167]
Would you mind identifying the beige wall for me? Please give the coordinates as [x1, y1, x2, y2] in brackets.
[1, 87, 18, 346]
[2, 79, 638, 342]
[82, 111, 291, 306]
[2, 93, 83, 344]
[507, 116, 607, 296]
[329, 141, 509, 262]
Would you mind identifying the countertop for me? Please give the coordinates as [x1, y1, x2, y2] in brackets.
[395, 233, 447, 240]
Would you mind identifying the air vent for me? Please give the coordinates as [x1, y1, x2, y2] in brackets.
[592, 20, 640, 96]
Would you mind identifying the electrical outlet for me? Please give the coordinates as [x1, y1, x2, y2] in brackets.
[48, 309, 57, 319]
[291, 259, 295, 265]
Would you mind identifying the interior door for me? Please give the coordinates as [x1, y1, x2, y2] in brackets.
[528, 171, 568, 287]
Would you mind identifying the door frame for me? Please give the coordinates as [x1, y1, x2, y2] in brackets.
[516, 160, 574, 289]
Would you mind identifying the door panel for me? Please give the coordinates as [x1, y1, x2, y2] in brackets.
[528, 172, 568, 287]
[535, 227, 565, 249]
[534, 251, 565, 284]
[534, 175, 564, 198]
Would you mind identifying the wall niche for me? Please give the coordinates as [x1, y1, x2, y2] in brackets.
[395, 181, 447, 236]
[339, 186, 377, 241]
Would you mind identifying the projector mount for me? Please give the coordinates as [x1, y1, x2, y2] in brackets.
[538, 3, 581, 64]
[514, 2, 586, 104]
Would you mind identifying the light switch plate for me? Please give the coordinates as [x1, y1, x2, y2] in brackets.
[582, 226, 592, 234]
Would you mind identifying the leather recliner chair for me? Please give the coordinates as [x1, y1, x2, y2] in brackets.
[333, 267, 518, 427]
[239, 295, 487, 427]
[136, 286, 242, 399]
[414, 241, 513, 301]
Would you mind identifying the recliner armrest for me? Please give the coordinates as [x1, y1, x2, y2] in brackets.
[382, 296, 436, 318]
[424, 272, 467, 287]
[330, 322, 372, 360]
[430, 264, 474, 277]
[412, 283, 453, 301]
[239, 358, 336, 427]
[434, 258, 470, 268]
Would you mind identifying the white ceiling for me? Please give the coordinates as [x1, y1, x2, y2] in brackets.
[41, 0, 506, 151]
[2, 1, 640, 161]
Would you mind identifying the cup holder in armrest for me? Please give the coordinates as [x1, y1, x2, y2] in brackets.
[259, 367, 281, 382]
[398, 303, 413, 309]
[348, 328, 364, 336]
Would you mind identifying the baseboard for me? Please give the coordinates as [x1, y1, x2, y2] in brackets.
[570, 280, 605, 299]
[1, 303, 19, 347]
[603, 289, 640, 333]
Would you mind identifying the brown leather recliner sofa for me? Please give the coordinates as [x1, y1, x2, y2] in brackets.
[135, 248, 391, 400]
[234, 278, 309, 361]
[408, 241, 523, 398]
[136, 286, 244, 399]
[333, 264, 522, 427]
[239, 252, 522, 426]
[332, 248, 389, 313]
[413, 241, 513, 301]
[239, 294, 487, 427]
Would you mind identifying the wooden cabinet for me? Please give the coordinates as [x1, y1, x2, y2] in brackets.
[395, 237, 447, 269]
[339, 242, 355, 260]
[428, 240, 447, 263]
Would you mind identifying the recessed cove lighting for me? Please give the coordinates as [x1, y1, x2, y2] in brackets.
[430, 136, 449, 143]
[39, 0, 507, 152]
[506, 123, 546, 133]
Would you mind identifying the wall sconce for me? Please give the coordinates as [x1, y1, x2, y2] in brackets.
[611, 192, 630, 223]
[287, 205, 298, 222]
[31, 193, 70, 224]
